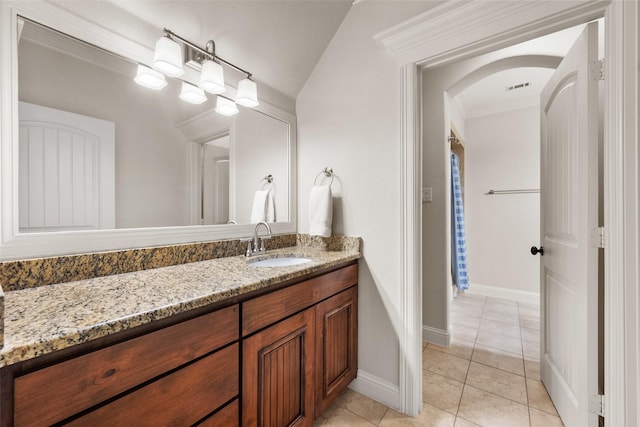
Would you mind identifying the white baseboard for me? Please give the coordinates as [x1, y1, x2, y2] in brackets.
[349, 369, 401, 410]
[466, 283, 540, 305]
[422, 324, 452, 346]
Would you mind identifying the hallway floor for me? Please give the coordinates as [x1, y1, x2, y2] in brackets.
[314, 293, 564, 426]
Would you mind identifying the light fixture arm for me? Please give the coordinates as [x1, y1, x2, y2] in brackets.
[163, 28, 252, 78]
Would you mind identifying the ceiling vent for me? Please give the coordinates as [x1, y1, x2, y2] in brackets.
[506, 82, 531, 92]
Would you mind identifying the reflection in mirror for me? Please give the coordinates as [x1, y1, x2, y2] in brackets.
[16, 17, 290, 232]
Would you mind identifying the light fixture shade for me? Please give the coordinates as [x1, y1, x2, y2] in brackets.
[199, 60, 226, 94]
[179, 82, 207, 104]
[134, 64, 167, 90]
[236, 78, 259, 107]
[153, 36, 184, 77]
[215, 96, 239, 116]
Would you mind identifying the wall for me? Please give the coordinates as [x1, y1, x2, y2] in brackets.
[296, 1, 440, 407]
[464, 106, 540, 296]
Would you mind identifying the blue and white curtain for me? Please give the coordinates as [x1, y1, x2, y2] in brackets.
[451, 153, 469, 291]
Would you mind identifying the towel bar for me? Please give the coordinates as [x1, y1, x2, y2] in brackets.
[486, 189, 540, 195]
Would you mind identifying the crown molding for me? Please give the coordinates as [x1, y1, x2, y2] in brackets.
[373, 0, 609, 67]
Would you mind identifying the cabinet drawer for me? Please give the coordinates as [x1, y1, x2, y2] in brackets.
[15, 305, 239, 426]
[65, 343, 239, 426]
[198, 399, 239, 427]
[243, 264, 357, 336]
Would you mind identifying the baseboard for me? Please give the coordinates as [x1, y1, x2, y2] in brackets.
[466, 283, 540, 305]
[422, 324, 452, 346]
[349, 369, 401, 410]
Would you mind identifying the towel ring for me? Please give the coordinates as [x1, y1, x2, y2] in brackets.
[314, 167, 334, 187]
[259, 174, 274, 190]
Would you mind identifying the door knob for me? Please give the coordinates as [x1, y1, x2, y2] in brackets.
[530, 246, 544, 256]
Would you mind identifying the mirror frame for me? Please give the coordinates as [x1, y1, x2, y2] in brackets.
[0, 1, 297, 260]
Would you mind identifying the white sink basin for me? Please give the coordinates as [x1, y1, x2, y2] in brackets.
[249, 256, 312, 268]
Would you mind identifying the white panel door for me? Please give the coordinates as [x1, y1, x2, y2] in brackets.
[539, 22, 599, 427]
[19, 102, 115, 232]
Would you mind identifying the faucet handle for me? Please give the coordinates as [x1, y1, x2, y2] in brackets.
[258, 235, 272, 252]
[240, 237, 253, 257]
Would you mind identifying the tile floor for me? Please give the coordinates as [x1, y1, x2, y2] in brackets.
[314, 293, 564, 426]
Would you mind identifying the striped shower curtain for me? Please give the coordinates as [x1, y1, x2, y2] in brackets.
[451, 153, 469, 291]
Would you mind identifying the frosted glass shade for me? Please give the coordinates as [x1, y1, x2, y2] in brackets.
[199, 60, 226, 94]
[215, 96, 239, 116]
[153, 36, 184, 77]
[236, 78, 259, 107]
[134, 65, 167, 90]
[179, 82, 207, 104]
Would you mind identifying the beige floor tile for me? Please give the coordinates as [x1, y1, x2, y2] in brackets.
[453, 417, 481, 427]
[332, 388, 388, 424]
[472, 344, 524, 376]
[483, 310, 520, 325]
[452, 305, 485, 319]
[526, 378, 559, 416]
[529, 407, 564, 426]
[517, 305, 540, 319]
[524, 358, 541, 380]
[313, 405, 375, 426]
[476, 330, 523, 355]
[486, 297, 518, 307]
[452, 312, 483, 329]
[521, 327, 540, 343]
[452, 324, 479, 342]
[522, 340, 540, 359]
[479, 318, 521, 339]
[423, 370, 465, 415]
[519, 315, 540, 330]
[455, 293, 486, 303]
[457, 385, 530, 427]
[484, 304, 519, 318]
[428, 339, 475, 360]
[423, 341, 429, 351]
[465, 362, 527, 404]
[518, 301, 540, 310]
[379, 402, 456, 427]
[423, 347, 471, 382]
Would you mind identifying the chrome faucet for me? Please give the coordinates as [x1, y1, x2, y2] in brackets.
[243, 221, 272, 256]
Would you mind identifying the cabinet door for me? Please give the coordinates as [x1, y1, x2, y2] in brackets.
[242, 309, 315, 427]
[315, 287, 358, 417]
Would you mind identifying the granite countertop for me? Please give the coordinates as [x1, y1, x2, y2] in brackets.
[0, 246, 360, 367]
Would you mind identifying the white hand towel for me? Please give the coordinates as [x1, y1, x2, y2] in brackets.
[265, 189, 276, 222]
[309, 185, 332, 237]
[251, 189, 270, 223]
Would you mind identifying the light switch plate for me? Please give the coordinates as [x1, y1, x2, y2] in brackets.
[422, 187, 432, 202]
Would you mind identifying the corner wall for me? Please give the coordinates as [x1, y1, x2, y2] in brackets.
[296, 1, 439, 408]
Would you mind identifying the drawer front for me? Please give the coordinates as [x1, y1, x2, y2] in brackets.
[15, 305, 239, 426]
[198, 399, 239, 427]
[242, 264, 358, 336]
[65, 343, 239, 426]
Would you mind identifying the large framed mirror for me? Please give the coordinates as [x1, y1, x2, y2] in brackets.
[0, 1, 297, 260]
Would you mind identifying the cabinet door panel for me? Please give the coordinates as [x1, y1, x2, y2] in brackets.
[64, 343, 239, 426]
[243, 309, 315, 427]
[315, 287, 358, 416]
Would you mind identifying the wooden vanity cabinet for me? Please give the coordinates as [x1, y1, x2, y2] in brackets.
[1, 261, 358, 427]
[242, 263, 358, 427]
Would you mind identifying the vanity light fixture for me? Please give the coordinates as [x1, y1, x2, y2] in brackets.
[141, 28, 258, 111]
[134, 64, 167, 90]
[236, 77, 259, 107]
[152, 34, 184, 77]
[179, 82, 208, 104]
[215, 96, 239, 116]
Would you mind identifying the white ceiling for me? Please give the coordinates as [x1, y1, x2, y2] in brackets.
[52, 0, 353, 100]
[455, 23, 589, 119]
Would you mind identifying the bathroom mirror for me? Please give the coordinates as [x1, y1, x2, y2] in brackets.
[0, 2, 296, 260]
